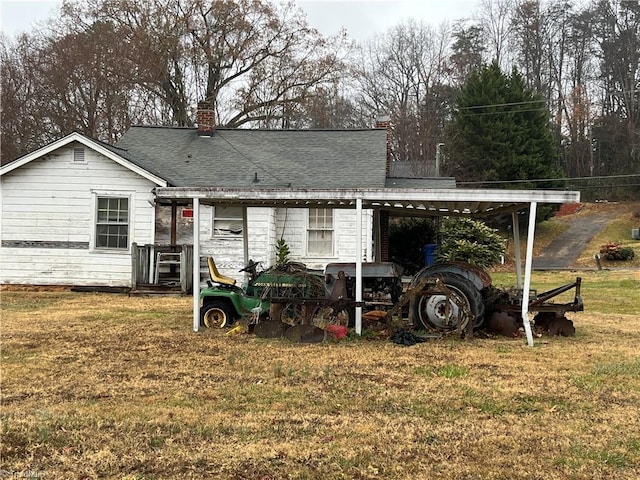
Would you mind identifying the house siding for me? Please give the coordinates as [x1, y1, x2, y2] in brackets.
[199, 206, 275, 283]
[192, 206, 373, 282]
[1, 144, 157, 287]
[276, 207, 374, 270]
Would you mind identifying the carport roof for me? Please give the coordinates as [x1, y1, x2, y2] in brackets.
[154, 186, 581, 216]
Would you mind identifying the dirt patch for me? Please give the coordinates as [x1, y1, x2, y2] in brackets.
[555, 202, 583, 216]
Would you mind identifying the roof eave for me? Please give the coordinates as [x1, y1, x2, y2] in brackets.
[1, 132, 168, 187]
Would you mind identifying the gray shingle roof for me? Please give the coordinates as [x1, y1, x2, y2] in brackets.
[115, 126, 389, 189]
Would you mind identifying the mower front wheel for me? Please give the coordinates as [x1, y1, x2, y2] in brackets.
[201, 301, 233, 328]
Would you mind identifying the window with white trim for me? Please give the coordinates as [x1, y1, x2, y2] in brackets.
[307, 208, 334, 255]
[213, 205, 243, 236]
[96, 197, 129, 249]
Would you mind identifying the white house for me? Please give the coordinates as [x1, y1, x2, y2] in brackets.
[0, 133, 165, 287]
[1, 106, 455, 289]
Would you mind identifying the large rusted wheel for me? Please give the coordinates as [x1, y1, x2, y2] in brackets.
[413, 272, 484, 331]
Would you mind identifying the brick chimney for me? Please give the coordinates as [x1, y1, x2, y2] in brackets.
[197, 101, 215, 136]
[375, 114, 392, 176]
[375, 114, 392, 262]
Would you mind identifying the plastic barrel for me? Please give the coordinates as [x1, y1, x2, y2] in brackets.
[423, 244, 437, 266]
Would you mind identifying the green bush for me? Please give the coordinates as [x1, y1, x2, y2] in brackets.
[274, 238, 291, 266]
[437, 218, 506, 268]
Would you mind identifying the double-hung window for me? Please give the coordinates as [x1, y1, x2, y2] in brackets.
[213, 206, 243, 236]
[96, 197, 129, 249]
[307, 208, 334, 256]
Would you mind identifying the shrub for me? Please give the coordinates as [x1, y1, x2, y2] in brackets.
[274, 238, 291, 266]
[437, 218, 506, 268]
[599, 242, 635, 261]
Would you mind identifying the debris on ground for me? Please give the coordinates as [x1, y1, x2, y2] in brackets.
[390, 328, 430, 346]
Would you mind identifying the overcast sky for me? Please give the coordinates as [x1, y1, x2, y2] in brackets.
[1, 0, 481, 41]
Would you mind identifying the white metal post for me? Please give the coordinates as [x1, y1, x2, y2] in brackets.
[521, 202, 537, 346]
[366, 209, 373, 262]
[242, 206, 249, 280]
[355, 197, 363, 335]
[512, 211, 522, 288]
[192, 198, 200, 332]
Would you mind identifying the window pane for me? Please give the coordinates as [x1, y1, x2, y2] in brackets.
[96, 196, 129, 249]
[308, 208, 334, 256]
[213, 205, 243, 235]
[309, 208, 333, 230]
[216, 205, 242, 219]
[308, 230, 333, 255]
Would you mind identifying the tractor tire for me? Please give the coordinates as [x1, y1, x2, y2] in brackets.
[412, 271, 484, 332]
[201, 301, 234, 328]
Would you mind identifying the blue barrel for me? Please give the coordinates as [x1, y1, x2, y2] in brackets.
[423, 244, 437, 266]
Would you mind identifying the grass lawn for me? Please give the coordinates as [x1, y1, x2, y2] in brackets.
[2, 270, 640, 479]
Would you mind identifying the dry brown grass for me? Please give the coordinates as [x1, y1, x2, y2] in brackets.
[2, 272, 640, 479]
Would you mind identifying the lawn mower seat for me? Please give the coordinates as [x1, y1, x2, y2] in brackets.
[207, 257, 236, 286]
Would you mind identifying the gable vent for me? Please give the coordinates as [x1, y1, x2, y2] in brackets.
[73, 147, 85, 162]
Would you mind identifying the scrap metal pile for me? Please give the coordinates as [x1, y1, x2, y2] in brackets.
[200, 257, 583, 342]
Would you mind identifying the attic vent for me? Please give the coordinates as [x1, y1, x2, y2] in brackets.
[73, 147, 85, 162]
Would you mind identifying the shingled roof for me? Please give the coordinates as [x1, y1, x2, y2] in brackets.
[115, 126, 389, 189]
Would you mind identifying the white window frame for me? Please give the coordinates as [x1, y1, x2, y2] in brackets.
[90, 191, 133, 252]
[306, 207, 335, 257]
[211, 205, 243, 238]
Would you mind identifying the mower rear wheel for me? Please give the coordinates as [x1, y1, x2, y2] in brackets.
[201, 301, 233, 328]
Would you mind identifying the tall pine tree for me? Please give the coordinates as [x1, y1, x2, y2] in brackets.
[444, 62, 562, 189]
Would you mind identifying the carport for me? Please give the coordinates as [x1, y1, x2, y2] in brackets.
[154, 186, 581, 346]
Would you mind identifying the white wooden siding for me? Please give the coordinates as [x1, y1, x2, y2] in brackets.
[1, 143, 157, 286]
[199, 206, 276, 283]
[275, 207, 374, 270]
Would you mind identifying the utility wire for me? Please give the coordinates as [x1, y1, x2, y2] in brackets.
[456, 99, 549, 110]
[455, 107, 549, 117]
[458, 173, 640, 186]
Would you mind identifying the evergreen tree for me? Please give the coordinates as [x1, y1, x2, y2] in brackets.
[444, 62, 562, 189]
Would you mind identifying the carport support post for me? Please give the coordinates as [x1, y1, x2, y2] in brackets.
[355, 197, 363, 335]
[242, 206, 249, 276]
[192, 197, 200, 333]
[512, 211, 522, 288]
[521, 201, 537, 347]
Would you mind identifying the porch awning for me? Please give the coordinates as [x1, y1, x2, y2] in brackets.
[154, 186, 579, 217]
[153, 186, 581, 346]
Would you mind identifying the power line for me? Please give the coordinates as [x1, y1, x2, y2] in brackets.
[455, 107, 549, 117]
[567, 183, 640, 190]
[456, 99, 548, 110]
[458, 173, 640, 186]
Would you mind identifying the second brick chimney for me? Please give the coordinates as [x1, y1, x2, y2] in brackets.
[375, 114, 392, 177]
[197, 101, 215, 136]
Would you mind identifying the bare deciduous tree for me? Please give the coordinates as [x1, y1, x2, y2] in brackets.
[356, 20, 452, 173]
